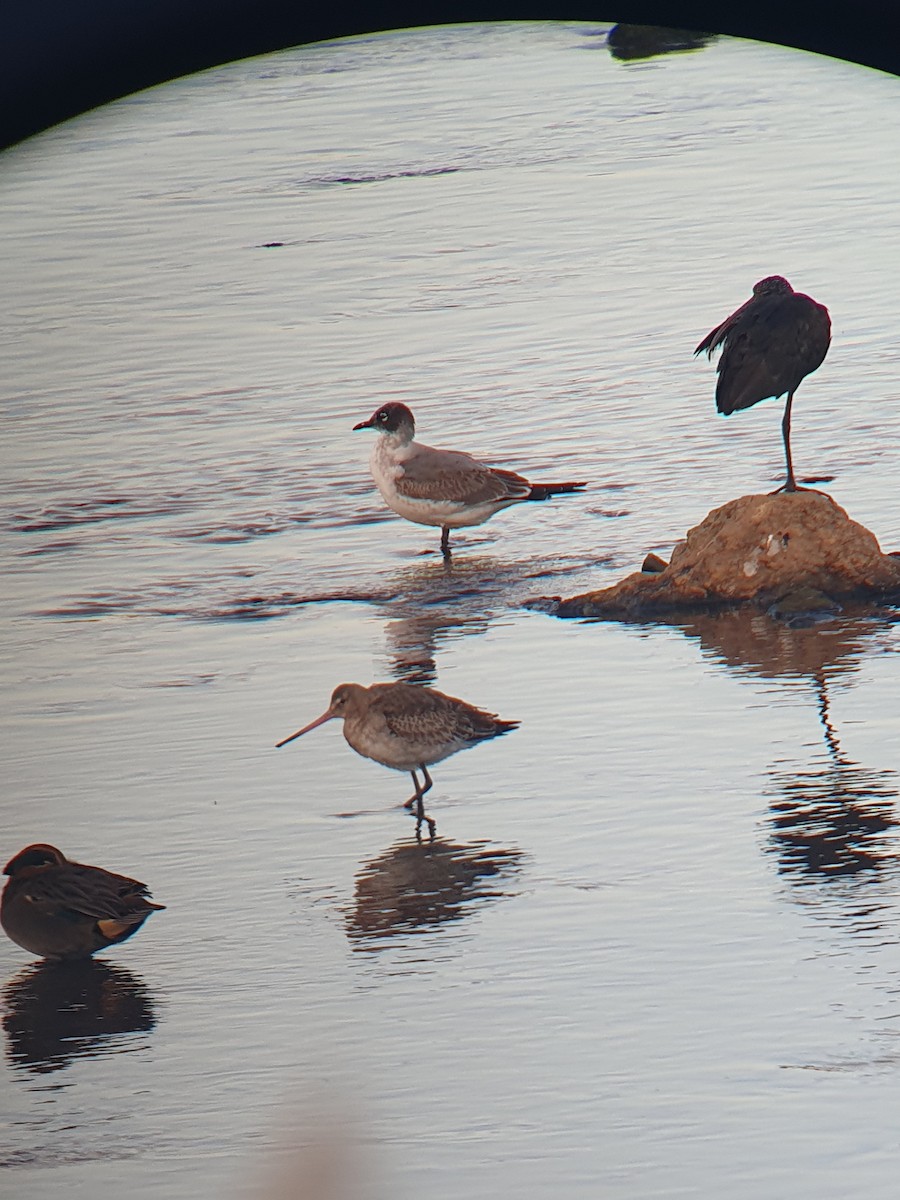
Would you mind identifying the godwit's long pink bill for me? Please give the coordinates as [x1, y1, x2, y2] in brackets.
[275, 711, 332, 747]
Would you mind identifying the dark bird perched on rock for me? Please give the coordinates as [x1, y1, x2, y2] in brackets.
[695, 276, 831, 492]
[2, 844, 165, 960]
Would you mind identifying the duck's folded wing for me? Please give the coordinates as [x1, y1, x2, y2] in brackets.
[26, 866, 160, 921]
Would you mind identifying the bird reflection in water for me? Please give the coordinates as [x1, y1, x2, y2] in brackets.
[2, 958, 157, 1075]
[379, 554, 591, 684]
[383, 577, 490, 685]
[673, 607, 898, 890]
[767, 670, 897, 884]
[346, 835, 524, 947]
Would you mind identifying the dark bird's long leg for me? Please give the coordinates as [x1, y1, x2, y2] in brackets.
[780, 391, 798, 493]
[440, 526, 452, 558]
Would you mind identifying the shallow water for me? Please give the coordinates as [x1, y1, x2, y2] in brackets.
[2, 20, 900, 1200]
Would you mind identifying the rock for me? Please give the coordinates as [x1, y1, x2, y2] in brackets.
[554, 491, 900, 619]
[641, 552, 668, 574]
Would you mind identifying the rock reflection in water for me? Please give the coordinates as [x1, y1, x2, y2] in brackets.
[673, 607, 896, 682]
[3, 959, 157, 1075]
[346, 835, 524, 947]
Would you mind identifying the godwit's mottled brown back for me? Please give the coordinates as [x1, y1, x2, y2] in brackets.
[365, 681, 520, 745]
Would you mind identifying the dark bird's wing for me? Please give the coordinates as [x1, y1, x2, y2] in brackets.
[696, 292, 831, 415]
[694, 294, 756, 360]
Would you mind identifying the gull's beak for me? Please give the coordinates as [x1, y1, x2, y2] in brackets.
[352, 414, 375, 431]
[275, 709, 334, 749]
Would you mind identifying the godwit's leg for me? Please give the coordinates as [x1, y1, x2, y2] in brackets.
[403, 765, 433, 813]
[404, 766, 436, 835]
[440, 526, 451, 558]
[403, 769, 422, 810]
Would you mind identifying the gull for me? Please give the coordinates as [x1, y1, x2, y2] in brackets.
[353, 401, 586, 555]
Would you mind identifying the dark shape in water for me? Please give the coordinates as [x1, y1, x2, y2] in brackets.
[3, 959, 157, 1075]
[377, 556, 533, 685]
[347, 835, 524, 945]
[695, 275, 831, 493]
[677, 605, 899, 882]
[377, 552, 595, 686]
[646, 606, 899, 898]
[607, 24, 717, 61]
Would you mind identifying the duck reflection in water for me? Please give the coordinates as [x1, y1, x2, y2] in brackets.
[2, 958, 157, 1075]
[346, 834, 523, 947]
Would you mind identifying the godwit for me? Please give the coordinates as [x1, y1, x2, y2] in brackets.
[276, 681, 519, 833]
[1, 844, 165, 961]
[353, 401, 586, 556]
[694, 275, 831, 492]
